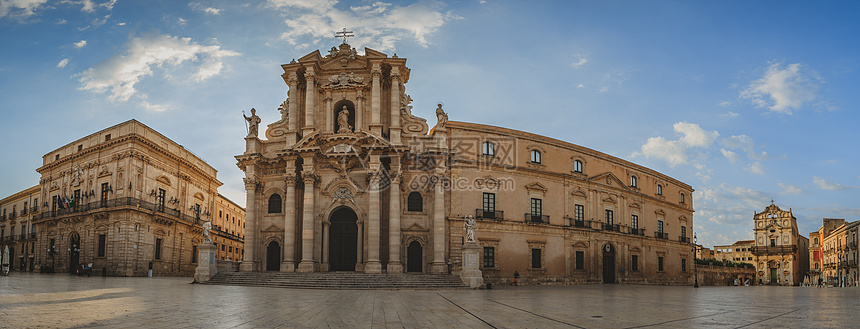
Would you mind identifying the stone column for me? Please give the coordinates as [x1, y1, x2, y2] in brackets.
[239, 177, 258, 272]
[281, 173, 297, 272]
[324, 90, 333, 133]
[298, 162, 317, 273]
[303, 68, 316, 136]
[389, 69, 401, 144]
[430, 165, 448, 273]
[387, 162, 403, 273]
[356, 90, 365, 131]
[365, 154, 382, 273]
[370, 64, 382, 135]
[356, 220, 364, 272]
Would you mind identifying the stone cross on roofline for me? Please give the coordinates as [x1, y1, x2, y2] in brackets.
[335, 28, 354, 44]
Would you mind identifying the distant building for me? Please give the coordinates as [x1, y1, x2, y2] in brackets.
[0, 185, 40, 271]
[811, 218, 859, 287]
[713, 240, 754, 263]
[0, 120, 244, 276]
[696, 246, 714, 260]
[751, 203, 809, 286]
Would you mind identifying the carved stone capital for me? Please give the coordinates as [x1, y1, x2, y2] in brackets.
[302, 172, 320, 185]
[285, 173, 298, 185]
[243, 177, 259, 191]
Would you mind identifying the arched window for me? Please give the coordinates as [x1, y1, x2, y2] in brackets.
[630, 176, 638, 187]
[656, 184, 663, 195]
[680, 193, 685, 204]
[482, 141, 495, 156]
[407, 192, 423, 212]
[530, 150, 541, 164]
[268, 194, 282, 214]
[574, 160, 583, 173]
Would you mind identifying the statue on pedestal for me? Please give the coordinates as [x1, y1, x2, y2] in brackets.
[202, 220, 212, 243]
[465, 215, 476, 243]
[435, 104, 448, 128]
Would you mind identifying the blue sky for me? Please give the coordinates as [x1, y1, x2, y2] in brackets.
[2, 0, 859, 248]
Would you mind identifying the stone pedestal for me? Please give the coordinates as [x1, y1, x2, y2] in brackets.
[459, 242, 484, 289]
[365, 261, 382, 274]
[194, 242, 218, 283]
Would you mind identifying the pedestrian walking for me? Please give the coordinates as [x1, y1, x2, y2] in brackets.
[514, 271, 520, 286]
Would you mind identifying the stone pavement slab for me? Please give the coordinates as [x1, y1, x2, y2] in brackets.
[2, 272, 859, 328]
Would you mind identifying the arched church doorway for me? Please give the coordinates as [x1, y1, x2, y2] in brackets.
[266, 241, 281, 271]
[407, 241, 423, 273]
[329, 207, 358, 271]
[333, 100, 356, 133]
[69, 232, 80, 274]
[602, 243, 616, 284]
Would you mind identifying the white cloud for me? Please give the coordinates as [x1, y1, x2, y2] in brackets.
[720, 111, 740, 118]
[190, 2, 222, 15]
[0, 0, 48, 19]
[813, 177, 856, 191]
[203, 7, 221, 15]
[633, 122, 718, 168]
[746, 161, 764, 174]
[740, 62, 820, 114]
[56, 58, 70, 68]
[571, 55, 587, 68]
[271, 0, 458, 51]
[74, 40, 87, 48]
[76, 33, 239, 102]
[140, 100, 167, 112]
[720, 148, 739, 164]
[178, 17, 187, 25]
[718, 101, 732, 107]
[778, 183, 803, 195]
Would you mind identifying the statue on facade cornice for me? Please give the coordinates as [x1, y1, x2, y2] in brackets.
[337, 106, 353, 133]
[435, 104, 448, 128]
[243, 108, 261, 138]
[279, 98, 289, 123]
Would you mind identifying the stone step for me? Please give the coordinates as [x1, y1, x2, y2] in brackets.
[205, 272, 468, 290]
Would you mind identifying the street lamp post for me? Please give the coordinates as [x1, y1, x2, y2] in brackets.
[693, 233, 699, 288]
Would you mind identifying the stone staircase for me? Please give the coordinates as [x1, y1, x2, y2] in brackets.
[205, 272, 468, 290]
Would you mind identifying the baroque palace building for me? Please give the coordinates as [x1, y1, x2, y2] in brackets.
[0, 185, 40, 271]
[0, 120, 244, 276]
[236, 42, 696, 285]
[810, 218, 859, 287]
[751, 203, 809, 285]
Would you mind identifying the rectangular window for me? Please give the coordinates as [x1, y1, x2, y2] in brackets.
[605, 210, 614, 225]
[682, 258, 687, 272]
[482, 193, 495, 212]
[574, 204, 584, 221]
[156, 189, 165, 212]
[658, 220, 664, 234]
[658, 256, 664, 272]
[576, 251, 584, 270]
[49, 239, 55, 253]
[221, 245, 225, 251]
[631, 215, 639, 229]
[97, 234, 106, 257]
[31, 242, 35, 253]
[770, 239, 775, 247]
[632, 255, 639, 272]
[52, 195, 57, 215]
[33, 198, 38, 211]
[155, 238, 163, 260]
[105, 134, 111, 141]
[530, 198, 542, 216]
[100, 183, 109, 207]
[194, 204, 201, 220]
[531, 248, 542, 269]
[229, 246, 233, 252]
[482, 142, 495, 156]
[483, 247, 495, 268]
[192, 246, 198, 263]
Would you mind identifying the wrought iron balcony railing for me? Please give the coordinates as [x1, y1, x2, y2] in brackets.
[524, 213, 550, 224]
[475, 209, 504, 221]
[654, 232, 668, 239]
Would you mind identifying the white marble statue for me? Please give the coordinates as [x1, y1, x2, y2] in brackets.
[243, 108, 261, 138]
[337, 106, 352, 133]
[202, 220, 212, 243]
[465, 215, 476, 243]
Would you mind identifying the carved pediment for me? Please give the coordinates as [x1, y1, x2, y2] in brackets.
[654, 209, 666, 217]
[589, 172, 629, 191]
[261, 224, 282, 233]
[403, 222, 430, 232]
[572, 241, 588, 248]
[570, 188, 588, 199]
[524, 182, 549, 194]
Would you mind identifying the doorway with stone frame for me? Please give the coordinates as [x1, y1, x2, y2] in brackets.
[602, 243, 616, 284]
[69, 232, 80, 274]
[266, 241, 281, 271]
[328, 207, 358, 271]
[407, 241, 423, 273]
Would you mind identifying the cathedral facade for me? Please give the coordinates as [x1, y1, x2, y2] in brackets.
[237, 43, 696, 284]
[751, 203, 809, 285]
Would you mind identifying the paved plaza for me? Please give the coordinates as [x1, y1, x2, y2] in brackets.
[1, 273, 858, 328]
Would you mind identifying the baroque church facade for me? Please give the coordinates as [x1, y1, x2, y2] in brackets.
[751, 203, 809, 285]
[237, 42, 696, 285]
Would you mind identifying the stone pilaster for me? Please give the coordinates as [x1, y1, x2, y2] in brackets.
[389, 69, 401, 144]
[387, 163, 403, 273]
[239, 177, 259, 272]
[298, 166, 317, 273]
[430, 168, 448, 274]
[281, 173, 297, 272]
[321, 220, 330, 272]
[286, 75, 299, 146]
[365, 154, 382, 273]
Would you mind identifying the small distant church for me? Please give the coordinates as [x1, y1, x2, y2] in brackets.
[751, 203, 810, 285]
